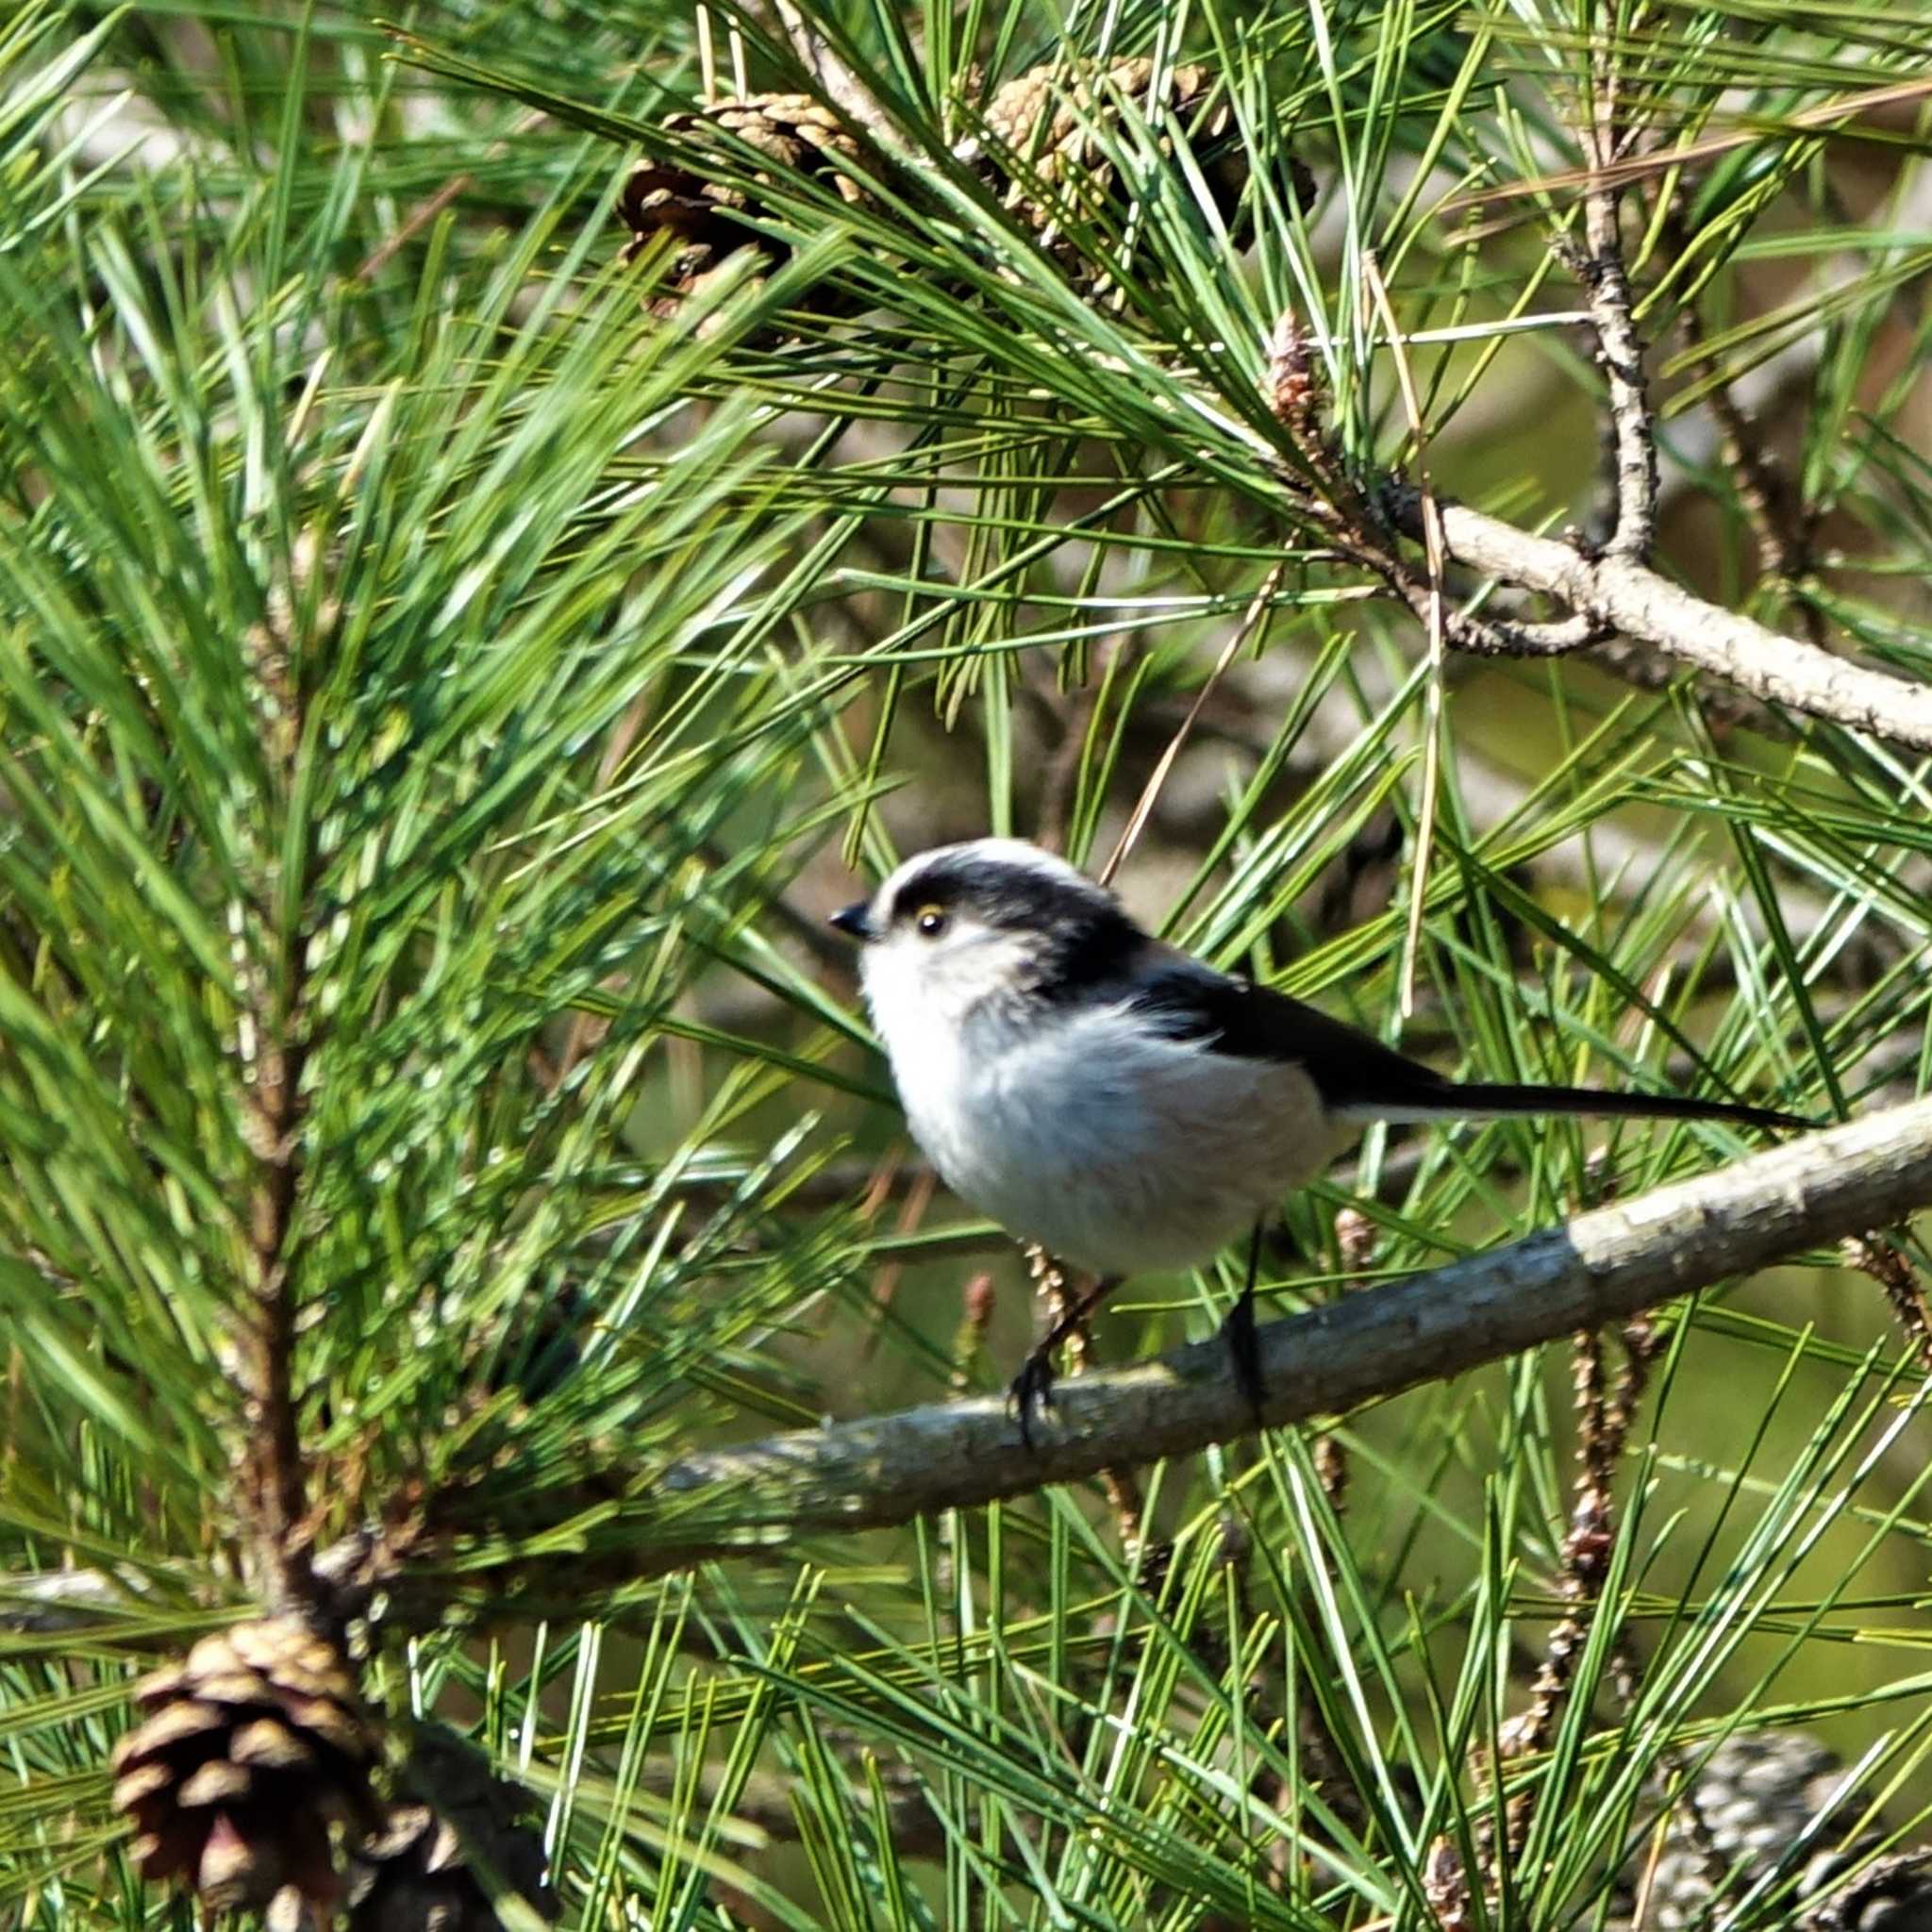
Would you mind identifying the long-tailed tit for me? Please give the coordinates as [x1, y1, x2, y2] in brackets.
[829, 837, 1806, 1438]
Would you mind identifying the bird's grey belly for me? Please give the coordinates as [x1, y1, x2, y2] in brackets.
[904, 1036, 1344, 1276]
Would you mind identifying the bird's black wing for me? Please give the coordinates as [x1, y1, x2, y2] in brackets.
[1120, 957, 1807, 1131]
[1120, 959, 1459, 1110]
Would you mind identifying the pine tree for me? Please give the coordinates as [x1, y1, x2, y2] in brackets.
[6, 2, 1932, 1926]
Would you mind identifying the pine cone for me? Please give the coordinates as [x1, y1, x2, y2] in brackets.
[1633, 1730, 1885, 1929]
[111, 1618, 382, 1920]
[977, 57, 1313, 271]
[1813, 1851, 1932, 1932]
[345, 1727, 558, 1932]
[618, 93, 868, 328]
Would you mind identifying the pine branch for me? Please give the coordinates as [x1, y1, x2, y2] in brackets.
[569, 1098, 1928, 1586]
[1574, 28, 1657, 566]
[1378, 487, 1932, 748]
[25, 1099, 1932, 1634]
[235, 563, 320, 1616]
[1260, 301, 1925, 742]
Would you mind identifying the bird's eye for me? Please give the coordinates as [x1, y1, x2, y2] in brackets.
[914, 905, 949, 938]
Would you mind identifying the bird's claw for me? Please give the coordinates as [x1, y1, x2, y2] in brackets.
[1221, 1294, 1265, 1427]
[1008, 1348, 1058, 1450]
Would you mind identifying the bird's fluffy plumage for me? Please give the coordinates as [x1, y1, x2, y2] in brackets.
[841, 837, 1802, 1276]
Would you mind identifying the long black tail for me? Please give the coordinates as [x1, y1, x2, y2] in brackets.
[1204, 975, 1812, 1135]
[1403, 1081, 1810, 1134]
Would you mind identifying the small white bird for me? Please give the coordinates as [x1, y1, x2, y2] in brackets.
[830, 837, 1804, 1436]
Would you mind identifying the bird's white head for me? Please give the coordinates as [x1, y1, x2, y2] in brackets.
[828, 838, 1143, 1044]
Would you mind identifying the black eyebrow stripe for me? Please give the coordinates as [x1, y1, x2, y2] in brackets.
[887, 857, 1108, 930]
[885, 854, 1149, 1001]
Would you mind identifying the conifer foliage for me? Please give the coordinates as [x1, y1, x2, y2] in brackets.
[5, 0, 1932, 1927]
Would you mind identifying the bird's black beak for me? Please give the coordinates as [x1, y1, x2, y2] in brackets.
[828, 900, 874, 942]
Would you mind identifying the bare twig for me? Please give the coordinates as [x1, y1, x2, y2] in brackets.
[1575, 187, 1656, 563]
[1240, 227, 1930, 743]
[1364, 73, 1929, 738]
[1261, 309, 1604, 664]
[760, 1, 904, 156]
[1380, 488, 1932, 749]
[1488, 28, 1660, 1827]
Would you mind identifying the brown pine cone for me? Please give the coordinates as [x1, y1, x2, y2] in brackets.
[618, 92, 869, 327]
[110, 1617, 382, 1920]
[345, 1727, 558, 1932]
[977, 56, 1313, 272]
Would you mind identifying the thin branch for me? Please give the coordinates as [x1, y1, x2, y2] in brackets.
[236, 563, 322, 1615]
[240, 930, 313, 1613]
[759, 0, 905, 156]
[0, 1568, 148, 1634]
[512, 1098, 1931, 1590]
[1381, 488, 1932, 749]
[1574, 56, 1657, 562]
[1244, 272, 1927, 744]
[1261, 310, 1607, 664]
[13, 1095, 1932, 1630]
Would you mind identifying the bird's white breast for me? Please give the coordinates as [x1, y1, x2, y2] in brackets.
[862, 961, 1345, 1275]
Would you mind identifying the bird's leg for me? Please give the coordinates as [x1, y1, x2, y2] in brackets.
[1009, 1274, 1123, 1449]
[1221, 1222, 1268, 1425]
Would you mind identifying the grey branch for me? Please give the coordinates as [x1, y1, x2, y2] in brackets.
[760, 0, 907, 158]
[10, 1097, 1931, 1629]
[620, 1096, 1932, 1576]
[1575, 109, 1657, 562]
[1387, 491, 1932, 751]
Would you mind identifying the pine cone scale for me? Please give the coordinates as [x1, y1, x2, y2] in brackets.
[176, 1759, 256, 1808]
[345, 1727, 558, 1932]
[110, 1617, 379, 1916]
[974, 57, 1312, 292]
[617, 92, 871, 332]
[228, 1716, 318, 1770]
